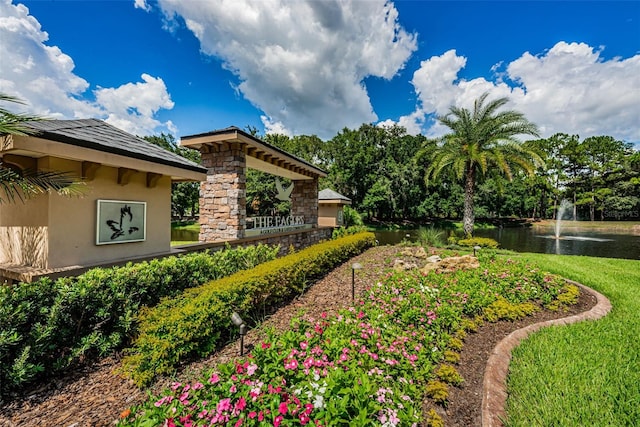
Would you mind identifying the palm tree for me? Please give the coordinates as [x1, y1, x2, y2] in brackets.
[425, 93, 541, 236]
[0, 93, 82, 203]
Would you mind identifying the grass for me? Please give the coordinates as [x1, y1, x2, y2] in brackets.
[504, 254, 640, 427]
[171, 220, 199, 231]
[534, 219, 640, 232]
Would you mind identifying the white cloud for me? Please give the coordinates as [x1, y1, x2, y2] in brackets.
[133, 0, 151, 12]
[378, 109, 425, 136]
[155, 0, 417, 139]
[261, 115, 292, 137]
[0, 0, 174, 136]
[407, 42, 640, 143]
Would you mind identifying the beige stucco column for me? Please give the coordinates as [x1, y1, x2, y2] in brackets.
[291, 178, 319, 227]
[199, 142, 246, 242]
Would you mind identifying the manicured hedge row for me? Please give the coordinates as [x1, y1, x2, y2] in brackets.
[0, 244, 279, 397]
[121, 232, 377, 386]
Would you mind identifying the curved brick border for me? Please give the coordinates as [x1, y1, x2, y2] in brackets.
[481, 280, 612, 427]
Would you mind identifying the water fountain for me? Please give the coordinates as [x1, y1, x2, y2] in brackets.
[539, 199, 612, 245]
[554, 199, 572, 239]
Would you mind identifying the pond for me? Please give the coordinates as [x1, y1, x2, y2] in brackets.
[374, 226, 640, 260]
[171, 228, 199, 243]
[173, 225, 640, 260]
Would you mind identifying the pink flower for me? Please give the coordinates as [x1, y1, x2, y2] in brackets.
[192, 382, 204, 390]
[154, 396, 172, 407]
[208, 373, 220, 384]
[217, 398, 232, 412]
[262, 342, 272, 349]
[248, 411, 257, 419]
[274, 415, 284, 427]
[170, 382, 182, 391]
[247, 363, 258, 376]
[279, 402, 288, 415]
[236, 397, 247, 411]
[230, 384, 237, 393]
[235, 419, 243, 427]
[300, 341, 309, 350]
[284, 358, 299, 370]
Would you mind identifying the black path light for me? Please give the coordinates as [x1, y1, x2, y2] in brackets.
[231, 311, 247, 356]
[351, 262, 363, 301]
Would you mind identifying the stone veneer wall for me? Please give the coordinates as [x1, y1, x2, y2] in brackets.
[240, 227, 333, 256]
[199, 142, 246, 242]
[291, 179, 318, 226]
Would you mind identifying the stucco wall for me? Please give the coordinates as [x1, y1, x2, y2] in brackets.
[0, 157, 172, 269]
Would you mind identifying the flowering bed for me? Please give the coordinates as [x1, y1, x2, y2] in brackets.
[119, 252, 576, 427]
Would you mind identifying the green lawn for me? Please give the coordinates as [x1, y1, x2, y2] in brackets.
[505, 254, 640, 426]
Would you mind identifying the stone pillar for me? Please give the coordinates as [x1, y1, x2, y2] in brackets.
[199, 142, 246, 242]
[291, 178, 318, 226]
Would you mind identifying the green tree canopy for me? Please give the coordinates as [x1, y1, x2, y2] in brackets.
[424, 92, 541, 235]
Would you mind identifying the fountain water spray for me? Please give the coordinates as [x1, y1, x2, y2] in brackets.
[554, 199, 573, 239]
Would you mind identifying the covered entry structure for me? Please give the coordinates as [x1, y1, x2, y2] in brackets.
[181, 127, 327, 242]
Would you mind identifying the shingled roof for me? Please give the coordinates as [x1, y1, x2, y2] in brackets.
[22, 119, 206, 174]
[319, 188, 351, 202]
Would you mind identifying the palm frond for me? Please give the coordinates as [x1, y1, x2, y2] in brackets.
[0, 164, 86, 204]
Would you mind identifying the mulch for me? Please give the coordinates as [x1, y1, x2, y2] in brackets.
[0, 245, 597, 427]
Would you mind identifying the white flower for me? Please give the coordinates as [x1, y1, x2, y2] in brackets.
[313, 394, 325, 409]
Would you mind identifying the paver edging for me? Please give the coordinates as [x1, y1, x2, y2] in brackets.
[481, 280, 612, 427]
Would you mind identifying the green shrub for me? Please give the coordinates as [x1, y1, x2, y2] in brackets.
[444, 350, 461, 364]
[417, 226, 445, 247]
[436, 364, 464, 386]
[483, 297, 539, 322]
[457, 236, 499, 248]
[425, 380, 449, 405]
[331, 224, 369, 239]
[546, 283, 580, 311]
[426, 408, 445, 427]
[121, 232, 376, 386]
[0, 244, 279, 397]
[343, 205, 364, 227]
[448, 337, 464, 351]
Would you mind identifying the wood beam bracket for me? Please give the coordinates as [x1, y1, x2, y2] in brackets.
[2, 154, 37, 172]
[117, 167, 137, 186]
[146, 172, 162, 188]
[82, 161, 101, 181]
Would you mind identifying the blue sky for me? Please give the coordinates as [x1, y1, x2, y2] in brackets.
[1, 0, 639, 146]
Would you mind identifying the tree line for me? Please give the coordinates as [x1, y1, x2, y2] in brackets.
[147, 94, 639, 232]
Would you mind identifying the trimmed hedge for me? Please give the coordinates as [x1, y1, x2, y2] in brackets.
[0, 244, 279, 397]
[121, 232, 376, 386]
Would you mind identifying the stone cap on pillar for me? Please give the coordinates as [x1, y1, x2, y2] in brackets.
[180, 126, 327, 181]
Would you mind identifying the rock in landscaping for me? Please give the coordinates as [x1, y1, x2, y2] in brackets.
[421, 255, 480, 275]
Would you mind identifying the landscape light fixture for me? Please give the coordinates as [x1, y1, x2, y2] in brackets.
[473, 245, 481, 257]
[351, 262, 363, 301]
[230, 312, 247, 356]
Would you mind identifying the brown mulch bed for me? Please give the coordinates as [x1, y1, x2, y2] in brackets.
[0, 246, 597, 427]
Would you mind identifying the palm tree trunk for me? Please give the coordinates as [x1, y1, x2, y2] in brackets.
[463, 166, 475, 236]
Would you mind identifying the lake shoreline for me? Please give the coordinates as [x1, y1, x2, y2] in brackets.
[533, 219, 640, 234]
